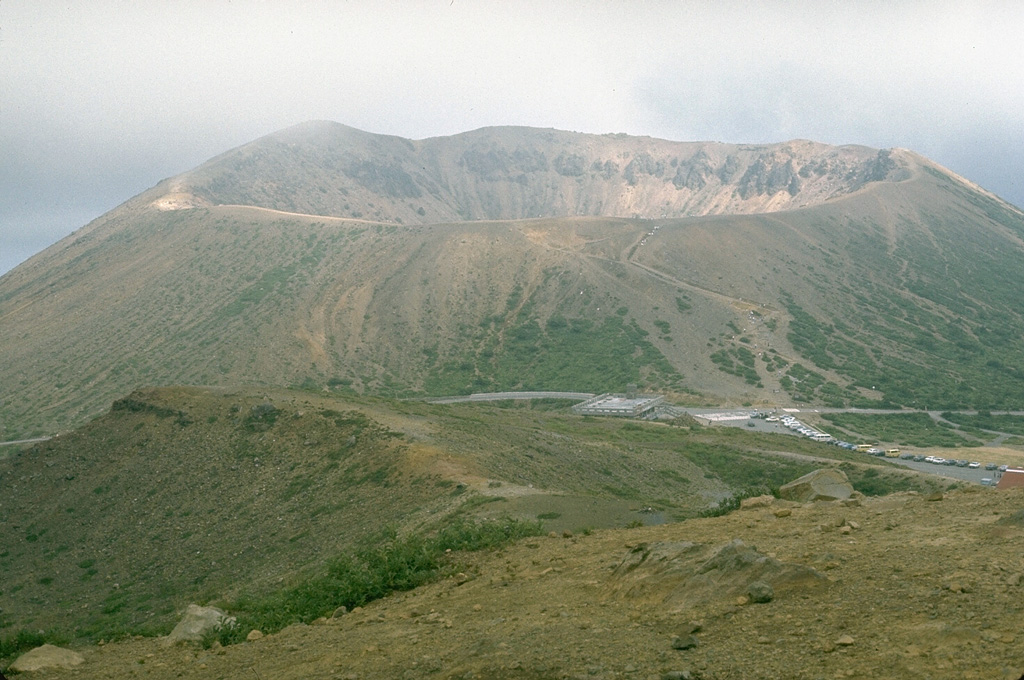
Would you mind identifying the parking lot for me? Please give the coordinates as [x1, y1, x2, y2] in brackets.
[681, 408, 1009, 485]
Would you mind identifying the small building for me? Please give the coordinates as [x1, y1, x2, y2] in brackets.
[572, 393, 665, 418]
[996, 468, 1024, 490]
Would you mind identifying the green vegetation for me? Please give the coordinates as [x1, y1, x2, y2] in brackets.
[711, 346, 762, 386]
[0, 629, 58, 665]
[839, 463, 950, 497]
[940, 411, 1024, 436]
[211, 517, 542, 646]
[698, 486, 776, 518]
[681, 441, 815, 489]
[821, 412, 981, 447]
[424, 304, 683, 396]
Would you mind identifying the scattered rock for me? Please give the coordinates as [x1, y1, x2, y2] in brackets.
[332, 605, 348, 618]
[836, 634, 855, 646]
[778, 469, 854, 503]
[746, 581, 774, 603]
[9, 645, 85, 672]
[671, 635, 699, 650]
[246, 630, 264, 641]
[163, 604, 236, 646]
[740, 494, 774, 510]
[250, 403, 278, 419]
[773, 508, 792, 518]
[679, 621, 702, 635]
[995, 509, 1024, 526]
[662, 671, 696, 680]
[926, 491, 944, 502]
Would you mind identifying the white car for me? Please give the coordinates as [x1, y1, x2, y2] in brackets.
[967, 461, 980, 469]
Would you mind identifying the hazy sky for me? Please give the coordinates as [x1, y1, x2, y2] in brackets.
[2, 1, 1023, 275]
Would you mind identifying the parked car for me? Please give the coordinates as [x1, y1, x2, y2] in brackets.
[968, 461, 980, 469]
[985, 463, 997, 470]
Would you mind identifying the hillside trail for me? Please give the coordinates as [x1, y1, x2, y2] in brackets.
[619, 229, 772, 313]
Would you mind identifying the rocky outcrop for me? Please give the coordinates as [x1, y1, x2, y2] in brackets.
[778, 468, 855, 503]
[163, 604, 236, 646]
[8, 644, 85, 672]
[607, 538, 827, 611]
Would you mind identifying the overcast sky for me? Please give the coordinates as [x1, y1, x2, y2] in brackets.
[2, 1, 1023, 276]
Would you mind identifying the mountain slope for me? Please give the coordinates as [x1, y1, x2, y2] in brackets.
[2, 124, 1024, 438]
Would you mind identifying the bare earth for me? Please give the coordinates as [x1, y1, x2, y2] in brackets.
[21, 487, 1024, 680]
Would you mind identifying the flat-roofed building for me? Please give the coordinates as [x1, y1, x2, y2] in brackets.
[996, 468, 1024, 490]
[572, 393, 664, 418]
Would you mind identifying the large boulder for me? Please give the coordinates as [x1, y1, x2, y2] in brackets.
[778, 468, 854, 503]
[163, 604, 236, 646]
[9, 644, 85, 672]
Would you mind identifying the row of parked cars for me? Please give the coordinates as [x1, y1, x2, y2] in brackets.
[922, 457, 1008, 472]
[765, 414, 833, 442]
[755, 412, 1011, 477]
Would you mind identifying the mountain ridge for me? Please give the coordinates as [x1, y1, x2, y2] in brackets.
[149, 121, 912, 226]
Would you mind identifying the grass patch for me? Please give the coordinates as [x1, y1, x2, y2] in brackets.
[0, 629, 62, 665]
[698, 486, 775, 518]
[821, 412, 981, 447]
[940, 412, 1024, 436]
[210, 517, 542, 646]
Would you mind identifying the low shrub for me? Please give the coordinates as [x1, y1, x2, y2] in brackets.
[212, 517, 542, 646]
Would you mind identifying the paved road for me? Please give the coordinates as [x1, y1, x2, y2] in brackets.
[423, 391, 596, 404]
[0, 436, 51, 447]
